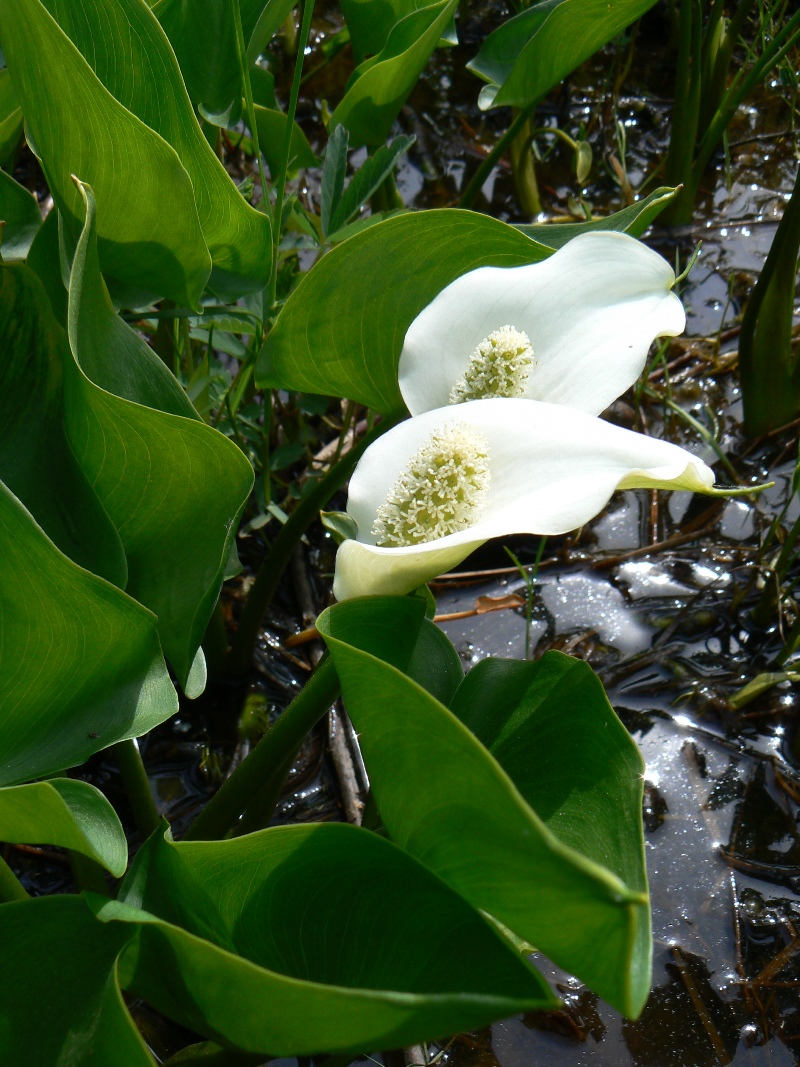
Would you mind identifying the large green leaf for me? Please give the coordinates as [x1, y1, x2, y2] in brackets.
[0, 779, 127, 876]
[0, 262, 127, 585]
[330, 0, 457, 147]
[111, 821, 554, 1054]
[42, 0, 272, 299]
[318, 597, 650, 1017]
[341, 0, 455, 62]
[519, 186, 679, 248]
[467, 0, 659, 110]
[0, 896, 155, 1067]
[0, 167, 41, 260]
[0, 481, 177, 786]
[257, 209, 550, 412]
[0, 0, 210, 307]
[0, 68, 23, 169]
[65, 182, 254, 687]
[154, 0, 293, 126]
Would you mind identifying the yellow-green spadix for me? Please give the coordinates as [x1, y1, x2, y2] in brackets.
[333, 398, 715, 601]
[399, 231, 685, 417]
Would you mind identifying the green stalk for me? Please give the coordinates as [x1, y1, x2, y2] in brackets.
[739, 162, 800, 436]
[226, 415, 399, 676]
[460, 104, 536, 211]
[0, 854, 29, 902]
[111, 740, 161, 839]
[662, 0, 703, 225]
[184, 656, 341, 841]
[269, 0, 315, 314]
[509, 114, 542, 217]
[201, 599, 231, 673]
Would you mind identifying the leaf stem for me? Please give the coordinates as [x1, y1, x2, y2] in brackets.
[226, 415, 399, 676]
[184, 656, 341, 841]
[0, 853, 29, 902]
[111, 740, 161, 839]
[233, 0, 269, 218]
[460, 104, 536, 211]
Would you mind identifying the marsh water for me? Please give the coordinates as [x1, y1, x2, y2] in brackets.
[10, 7, 800, 1065]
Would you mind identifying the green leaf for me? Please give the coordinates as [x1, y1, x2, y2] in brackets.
[330, 0, 457, 148]
[111, 821, 554, 1054]
[154, 0, 293, 126]
[48, 0, 273, 299]
[318, 598, 650, 1017]
[329, 133, 415, 234]
[468, 0, 659, 110]
[518, 186, 680, 248]
[0, 262, 127, 585]
[0, 68, 23, 169]
[0, 166, 41, 260]
[0, 779, 127, 876]
[257, 209, 551, 412]
[0, 0, 210, 307]
[253, 103, 317, 177]
[65, 181, 254, 686]
[321, 123, 350, 237]
[0, 896, 154, 1067]
[341, 0, 456, 62]
[0, 480, 177, 786]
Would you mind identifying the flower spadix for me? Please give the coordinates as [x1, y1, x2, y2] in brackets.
[399, 231, 685, 417]
[333, 398, 715, 601]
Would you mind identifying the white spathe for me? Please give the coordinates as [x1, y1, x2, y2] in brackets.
[399, 230, 685, 416]
[333, 398, 715, 601]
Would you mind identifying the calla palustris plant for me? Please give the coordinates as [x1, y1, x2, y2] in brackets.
[0, 0, 771, 1058]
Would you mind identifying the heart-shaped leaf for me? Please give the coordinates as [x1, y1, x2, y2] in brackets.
[0, 0, 210, 307]
[318, 597, 650, 1017]
[257, 209, 550, 412]
[0, 262, 127, 585]
[0, 896, 154, 1067]
[65, 181, 254, 687]
[468, 0, 659, 110]
[330, 0, 457, 148]
[112, 821, 555, 1054]
[0, 779, 127, 876]
[0, 480, 177, 786]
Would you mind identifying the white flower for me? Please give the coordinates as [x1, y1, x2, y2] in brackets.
[333, 398, 715, 601]
[399, 231, 685, 417]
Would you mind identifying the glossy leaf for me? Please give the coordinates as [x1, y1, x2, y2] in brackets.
[253, 103, 316, 177]
[519, 186, 679, 249]
[257, 209, 550, 412]
[0, 779, 127, 876]
[0, 262, 127, 585]
[0, 68, 23, 168]
[0, 896, 154, 1067]
[46, 0, 272, 299]
[318, 597, 651, 1017]
[65, 182, 253, 686]
[330, 0, 458, 147]
[0, 167, 41, 260]
[111, 821, 554, 1054]
[406, 617, 464, 705]
[468, 0, 659, 110]
[0, 480, 177, 786]
[155, 0, 293, 125]
[341, 0, 457, 62]
[321, 123, 350, 237]
[0, 0, 210, 307]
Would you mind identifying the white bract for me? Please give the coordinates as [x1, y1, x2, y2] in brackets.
[399, 231, 685, 417]
[333, 398, 715, 601]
